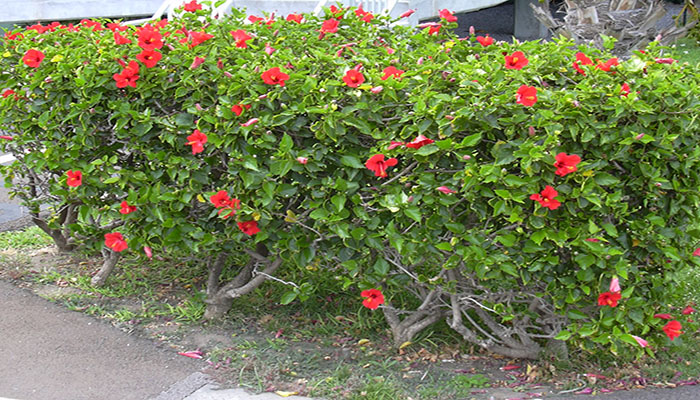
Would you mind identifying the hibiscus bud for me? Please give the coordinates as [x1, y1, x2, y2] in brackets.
[336, 50, 343, 57]
[572, 100, 580, 108]
[529, 126, 535, 136]
[195, 103, 203, 111]
[655, 182, 662, 187]
[223, 71, 233, 78]
[417, 57, 424, 65]
[655, 34, 662, 42]
[258, 94, 267, 99]
[143, 246, 153, 259]
[635, 133, 645, 140]
[44, 77, 53, 83]
[89, 108, 95, 114]
[166, 43, 176, 51]
[319, 88, 326, 93]
[386, 47, 395, 55]
[296, 156, 308, 164]
[190, 56, 206, 70]
[254, 65, 260, 73]
[542, 81, 549, 87]
[264, 43, 276, 55]
[285, 62, 294, 69]
[217, 58, 224, 69]
[273, 29, 279, 36]
[370, 86, 383, 94]
[462, 155, 471, 160]
[405, 183, 411, 188]
[474, 54, 480, 60]
[442, 71, 451, 79]
[469, 25, 475, 35]
[445, 115, 454, 120]
[407, 195, 414, 203]
[605, 255, 611, 260]
[449, 78, 456, 83]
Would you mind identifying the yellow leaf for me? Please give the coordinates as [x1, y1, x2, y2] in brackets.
[3, 51, 12, 58]
[284, 210, 298, 223]
[632, 239, 640, 247]
[252, 211, 261, 221]
[358, 84, 372, 90]
[581, 170, 594, 177]
[357, 339, 370, 345]
[51, 54, 64, 62]
[399, 341, 412, 349]
[197, 194, 206, 203]
[275, 390, 298, 397]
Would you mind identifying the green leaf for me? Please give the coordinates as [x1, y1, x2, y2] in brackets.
[554, 330, 572, 340]
[461, 133, 481, 147]
[403, 206, 421, 223]
[331, 194, 346, 212]
[279, 134, 293, 153]
[280, 291, 297, 305]
[416, 144, 439, 156]
[341, 155, 364, 169]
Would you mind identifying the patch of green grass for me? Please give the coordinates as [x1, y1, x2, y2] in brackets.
[0, 226, 53, 250]
[670, 37, 700, 65]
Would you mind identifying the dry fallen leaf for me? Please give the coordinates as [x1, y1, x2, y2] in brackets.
[275, 390, 298, 397]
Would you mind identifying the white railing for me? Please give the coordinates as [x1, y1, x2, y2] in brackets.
[124, 0, 236, 25]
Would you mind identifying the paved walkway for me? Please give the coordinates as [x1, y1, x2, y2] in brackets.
[0, 280, 311, 400]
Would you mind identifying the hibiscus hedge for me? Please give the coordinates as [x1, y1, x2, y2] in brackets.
[1, 2, 700, 359]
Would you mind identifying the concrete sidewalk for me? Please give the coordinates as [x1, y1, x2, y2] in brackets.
[0, 280, 311, 400]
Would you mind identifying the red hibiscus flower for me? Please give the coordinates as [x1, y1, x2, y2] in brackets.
[530, 185, 561, 210]
[653, 313, 672, 319]
[553, 153, 581, 177]
[504, 51, 529, 70]
[400, 9, 415, 18]
[238, 220, 261, 235]
[476, 35, 493, 46]
[595, 58, 619, 72]
[136, 49, 162, 68]
[286, 14, 303, 23]
[114, 32, 132, 45]
[261, 67, 290, 86]
[631, 335, 649, 348]
[597, 291, 622, 307]
[655, 57, 676, 64]
[136, 26, 163, 51]
[107, 22, 127, 32]
[113, 61, 140, 88]
[365, 154, 398, 178]
[186, 129, 207, 154]
[183, 0, 202, 12]
[439, 9, 458, 22]
[342, 69, 365, 88]
[66, 170, 82, 187]
[119, 201, 137, 215]
[2, 89, 15, 99]
[189, 31, 214, 47]
[694, 248, 700, 256]
[361, 288, 385, 310]
[682, 306, 695, 315]
[321, 18, 340, 34]
[663, 320, 682, 341]
[437, 186, 456, 194]
[80, 19, 104, 31]
[381, 66, 405, 81]
[620, 83, 630, 97]
[428, 24, 441, 35]
[516, 85, 537, 107]
[230, 29, 252, 48]
[572, 52, 593, 75]
[231, 103, 251, 116]
[405, 134, 434, 149]
[210, 190, 231, 208]
[104, 232, 128, 252]
[387, 141, 405, 150]
[23, 49, 45, 68]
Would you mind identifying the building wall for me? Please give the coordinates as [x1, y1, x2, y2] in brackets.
[2, 0, 163, 24]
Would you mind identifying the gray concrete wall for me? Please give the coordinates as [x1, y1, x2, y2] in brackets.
[1, 0, 163, 23]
